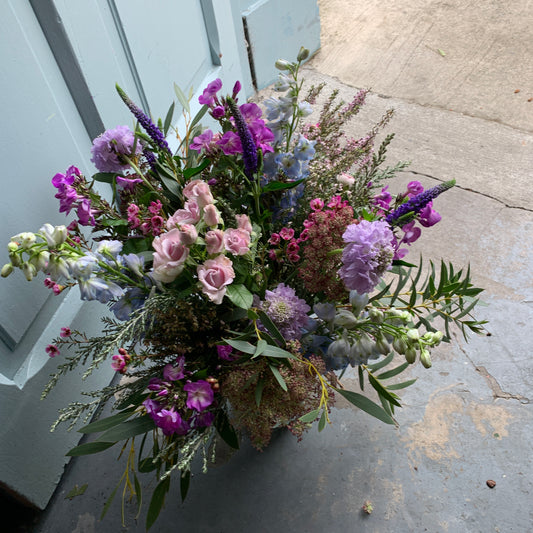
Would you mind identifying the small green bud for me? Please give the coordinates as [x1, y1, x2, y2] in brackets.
[274, 59, 291, 71]
[406, 328, 420, 342]
[420, 349, 432, 368]
[7, 242, 18, 253]
[405, 346, 417, 364]
[22, 262, 37, 281]
[297, 47, 310, 62]
[334, 309, 359, 329]
[9, 252, 22, 267]
[368, 307, 384, 323]
[375, 335, 391, 355]
[393, 337, 408, 355]
[1, 264, 14, 277]
[30, 251, 50, 272]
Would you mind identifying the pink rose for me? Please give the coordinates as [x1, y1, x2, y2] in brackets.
[152, 229, 189, 283]
[203, 204, 222, 227]
[179, 224, 198, 245]
[197, 255, 235, 304]
[224, 228, 251, 256]
[205, 229, 225, 254]
[183, 179, 214, 207]
[235, 214, 253, 234]
[167, 200, 201, 228]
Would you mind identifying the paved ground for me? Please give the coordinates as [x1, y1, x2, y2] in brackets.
[13, 1, 533, 531]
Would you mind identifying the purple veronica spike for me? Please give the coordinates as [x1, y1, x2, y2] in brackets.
[226, 98, 258, 178]
[386, 180, 455, 226]
[116, 84, 171, 154]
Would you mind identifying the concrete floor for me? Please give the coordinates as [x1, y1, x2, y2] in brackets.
[20, 1, 533, 531]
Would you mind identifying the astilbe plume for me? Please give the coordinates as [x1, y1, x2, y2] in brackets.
[298, 197, 357, 301]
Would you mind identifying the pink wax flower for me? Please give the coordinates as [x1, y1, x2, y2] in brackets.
[197, 255, 235, 304]
[60, 327, 72, 338]
[310, 198, 324, 211]
[111, 353, 129, 374]
[279, 227, 295, 241]
[46, 344, 60, 358]
[224, 228, 251, 256]
[268, 233, 281, 246]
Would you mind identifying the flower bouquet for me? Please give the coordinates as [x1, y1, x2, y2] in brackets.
[2, 48, 485, 528]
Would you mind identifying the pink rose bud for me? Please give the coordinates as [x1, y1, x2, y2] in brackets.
[152, 229, 189, 283]
[235, 214, 253, 234]
[167, 200, 201, 228]
[203, 204, 222, 227]
[205, 229, 225, 254]
[179, 224, 198, 245]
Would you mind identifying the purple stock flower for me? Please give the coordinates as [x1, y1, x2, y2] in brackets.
[190, 129, 214, 152]
[227, 98, 258, 178]
[216, 131, 242, 155]
[163, 357, 185, 381]
[77, 199, 96, 226]
[198, 78, 222, 106]
[193, 411, 215, 428]
[90, 125, 142, 173]
[152, 408, 190, 436]
[260, 283, 311, 340]
[116, 176, 143, 191]
[418, 204, 442, 227]
[338, 220, 395, 294]
[116, 85, 171, 154]
[183, 380, 214, 412]
[386, 180, 455, 227]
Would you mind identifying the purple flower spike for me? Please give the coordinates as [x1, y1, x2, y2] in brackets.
[116, 84, 171, 154]
[226, 98, 258, 179]
[386, 180, 455, 227]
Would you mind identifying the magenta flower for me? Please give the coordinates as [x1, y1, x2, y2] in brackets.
[152, 408, 190, 436]
[216, 131, 242, 155]
[111, 353, 129, 374]
[46, 344, 60, 357]
[183, 380, 214, 412]
[163, 357, 185, 381]
[198, 78, 222, 106]
[217, 344, 237, 361]
[418, 204, 442, 227]
[190, 129, 214, 152]
[60, 327, 72, 338]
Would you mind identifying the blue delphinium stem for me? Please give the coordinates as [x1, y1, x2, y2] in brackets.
[386, 179, 456, 226]
[116, 84, 171, 155]
[226, 97, 258, 179]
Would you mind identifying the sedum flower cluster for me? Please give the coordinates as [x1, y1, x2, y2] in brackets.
[1, 48, 485, 529]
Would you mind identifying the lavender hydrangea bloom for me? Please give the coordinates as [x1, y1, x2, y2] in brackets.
[386, 179, 455, 226]
[116, 84, 171, 154]
[338, 220, 394, 294]
[90, 125, 142, 173]
[261, 283, 311, 340]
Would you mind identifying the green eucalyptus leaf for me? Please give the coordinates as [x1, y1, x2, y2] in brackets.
[299, 408, 320, 423]
[366, 352, 394, 371]
[368, 374, 402, 407]
[377, 362, 410, 380]
[146, 477, 170, 530]
[92, 172, 117, 184]
[335, 389, 395, 425]
[214, 410, 240, 449]
[189, 104, 209, 130]
[257, 310, 286, 346]
[318, 409, 327, 432]
[163, 101, 175, 135]
[254, 339, 268, 357]
[97, 415, 155, 443]
[387, 378, 417, 390]
[78, 409, 135, 434]
[66, 441, 116, 456]
[174, 83, 190, 113]
[183, 158, 210, 179]
[180, 470, 191, 503]
[269, 364, 288, 391]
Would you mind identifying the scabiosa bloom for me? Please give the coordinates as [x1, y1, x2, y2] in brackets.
[116, 84, 171, 154]
[90, 125, 142, 173]
[226, 98, 258, 178]
[260, 283, 310, 340]
[386, 180, 455, 226]
[338, 220, 394, 294]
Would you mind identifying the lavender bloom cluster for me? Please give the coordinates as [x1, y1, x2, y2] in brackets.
[90, 125, 143, 173]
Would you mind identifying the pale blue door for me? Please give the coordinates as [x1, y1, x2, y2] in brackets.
[0, 0, 319, 509]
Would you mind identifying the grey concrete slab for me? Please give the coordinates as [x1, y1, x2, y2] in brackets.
[21, 1, 533, 532]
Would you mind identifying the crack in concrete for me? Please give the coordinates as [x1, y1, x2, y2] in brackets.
[454, 336, 531, 404]
[400, 169, 533, 213]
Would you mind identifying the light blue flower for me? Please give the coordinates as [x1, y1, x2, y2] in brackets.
[294, 137, 316, 161]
